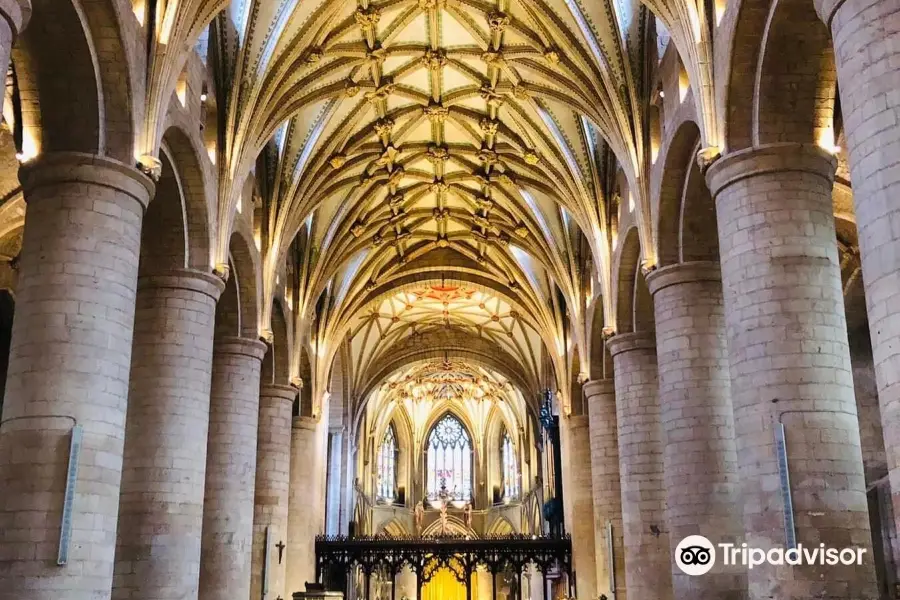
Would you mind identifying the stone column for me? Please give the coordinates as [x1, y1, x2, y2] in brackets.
[199, 336, 268, 600]
[815, 0, 900, 541]
[559, 414, 596, 600]
[583, 379, 626, 600]
[0, 153, 152, 600]
[250, 384, 297, 600]
[706, 144, 877, 599]
[286, 415, 320, 595]
[645, 262, 744, 600]
[0, 0, 28, 84]
[607, 332, 673, 600]
[112, 269, 224, 600]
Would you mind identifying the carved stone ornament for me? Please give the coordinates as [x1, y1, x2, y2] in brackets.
[543, 48, 561, 64]
[329, 154, 348, 169]
[355, 7, 382, 30]
[136, 154, 163, 181]
[523, 151, 540, 165]
[488, 12, 510, 32]
[424, 104, 449, 122]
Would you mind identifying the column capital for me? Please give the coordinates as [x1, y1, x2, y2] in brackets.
[20, 151, 155, 211]
[582, 378, 615, 400]
[645, 261, 721, 296]
[606, 331, 655, 357]
[260, 383, 299, 404]
[137, 268, 226, 302]
[292, 415, 317, 430]
[215, 336, 268, 361]
[705, 143, 837, 199]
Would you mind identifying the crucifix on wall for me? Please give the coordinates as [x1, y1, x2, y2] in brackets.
[276, 540, 286, 564]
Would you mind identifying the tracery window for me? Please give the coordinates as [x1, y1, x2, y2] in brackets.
[426, 414, 472, 501]
[377, 424, 397, 501]
[501, 428, 519, 499]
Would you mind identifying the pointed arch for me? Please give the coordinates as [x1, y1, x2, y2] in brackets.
[376, 422, 399, 501]
[424, 412, 474, 502]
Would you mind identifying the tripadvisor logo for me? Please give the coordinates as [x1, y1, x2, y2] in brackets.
[674, 535, 868, 576]
[676, 536, 716, 576]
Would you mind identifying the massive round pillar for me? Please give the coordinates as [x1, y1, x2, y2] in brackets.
[199, 336, 267, 600]
[559, 414, 597, 600]
[0, 153, 152, 600]
[112, 269, 224, 600]
[583, 379, 626, 600]
[646, 261, 744, 599]
[706, 143, 877, 598]
[286, 415, 319, 595]
[815, 0, 900, 545]
[250, 383, 297, 600]
[607, 332, 673, 600]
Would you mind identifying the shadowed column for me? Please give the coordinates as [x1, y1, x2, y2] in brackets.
[286, 415, 319, 595]
[559, 413, 597, 600]
[646, 261, 745, 600]
[815, 0, 900, 548]
[706, 144, 876, 599]
[199, 336, 267, 600]
[0, 153, 153, 600]
[113, 269, 224, 600]
[584, 379, 626, 600]
[250, 383, 297, 600]
[607, 332, 673, 600]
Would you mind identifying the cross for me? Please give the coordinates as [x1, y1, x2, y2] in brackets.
[276, 540, 286, 564]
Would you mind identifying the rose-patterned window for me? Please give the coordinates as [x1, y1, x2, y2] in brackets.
[425, 414, 472, 501]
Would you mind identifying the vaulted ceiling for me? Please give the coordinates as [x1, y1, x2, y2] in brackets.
[202, 0, 651, 413]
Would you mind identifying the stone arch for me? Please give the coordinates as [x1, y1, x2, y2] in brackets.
[262, 300, 291, 386]
[614, 227, 654, 335]
[229, 229, 261, 339]
[657, 121, 702, 266]
[569, 348, 584, 415]
[139, 149, 187, 274]
[296, 344, 313, 417]
[755, 0, 835, 146]
[421, 515, 475, 537]
[725, 0, 836, 150]
[587, 298, 611, 380]
[377, 517, 411, 537]
[486, 516, 516, 535]
[14, 0, 135, 160]
[162, 126, 212, 271]
[658, 120, 719, 265]
[374, 411, 414, 503]
[357, 330, 534, 403]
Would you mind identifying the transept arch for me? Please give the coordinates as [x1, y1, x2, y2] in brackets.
[14, 0, 136, 161]
[161, 126, 213, 271]
[724, 0, 837, 150]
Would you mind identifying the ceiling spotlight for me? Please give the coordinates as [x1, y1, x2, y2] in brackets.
[200, 92, 208, 102]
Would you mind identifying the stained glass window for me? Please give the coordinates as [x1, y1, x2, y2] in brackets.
[377, 424, 397, 501]
[501, 428, 519, 499]
[426, 414, 472, 501]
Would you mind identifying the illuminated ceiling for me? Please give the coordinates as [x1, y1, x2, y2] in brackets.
[191, 0, 660, 411]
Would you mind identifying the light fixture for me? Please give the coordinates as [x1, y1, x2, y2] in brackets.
[658, 90, 665, 98]
[200, 92, 208, 102]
